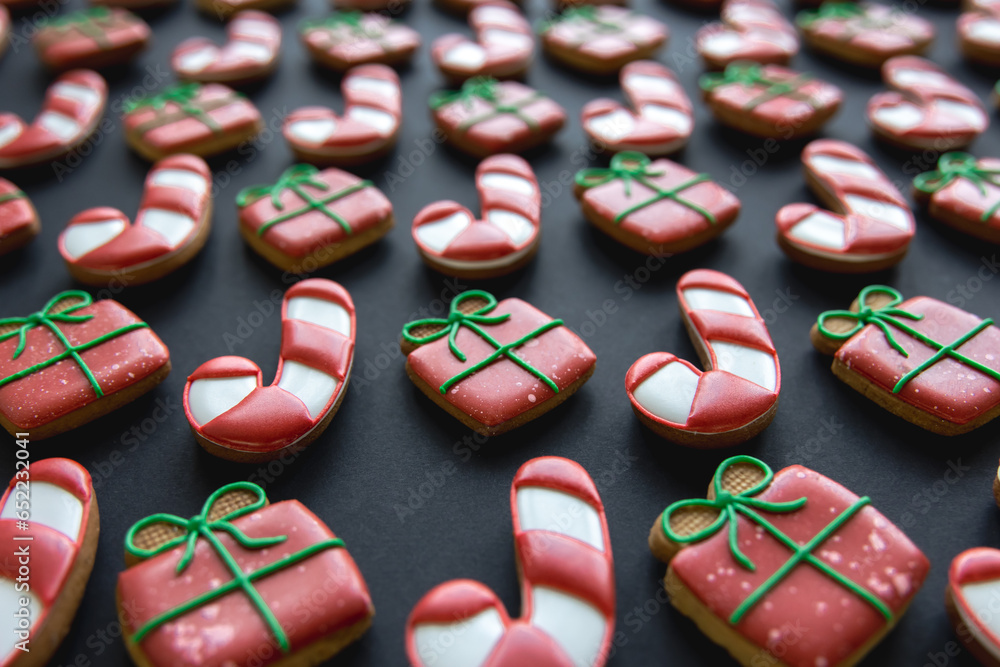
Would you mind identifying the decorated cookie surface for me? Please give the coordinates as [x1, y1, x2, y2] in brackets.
[118, 481, 373, 666]
[959, 3, 1000, 66]
[539, 5, 667, 74]
[0, 69, 107, 170]
[913, 151, 1000, 244]
[58, 155, 213, 285]
[0, 180, 39, 255]
[0, 291, 170, 439]
[811, 285, 1000, 434]
[401, 290, 596, 435]
[796, 1, 934, 67]
[432, 1, 533, 82]
[33, 7, 150, 71]
[649, 455, 929, 667]
[776, 139, 914, 273]
[172, 11, 281, 85]
[948, 548, 1000, 667]
[407, 456, 615, 667]
[626, 270, 779, 447]
[696, 0, 798, 70]
[300, 11, 421, 71]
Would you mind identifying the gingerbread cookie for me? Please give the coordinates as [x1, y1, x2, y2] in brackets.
[407, 456, 614, 667]
[699, 61, 842, 139]
[868, 56, 987, 151]
[649, 455, 929, 667]
[432, 1, 533, 82]
[626, 270, 779, 447]
[401, 290, 596, 435]
[947, 548, 1000, 667]
[0, 458, 99, 667]
[0, 180, 39, 256]
[123, 82, 263, 161]
[284, 64, 401, 166]
[574, 152, 739, 254]
[172, 11, 281, 85]
[300, 11, 421, 71]
[959, 3, 1000, 66]
[796, 2, 934, 67]
[696, 0, 798, 70]
[0, 7, 9, 59]
[582, 61, 693, 156]
[539, 6, 667, 75]
[0, 291, 170, 439]
[34, 8, 149, 71]
[429, 77, 566, 157]
[811, 284, 1000, 435]
[913, 152, 1000, 244]
[237, 164, 393, 272]
[412, 154, 539, 279]
[0, 70, 107, 170]
[58, 155, 213, 286]
[776, 139, 915, 273]
[118, 481, 373, 666]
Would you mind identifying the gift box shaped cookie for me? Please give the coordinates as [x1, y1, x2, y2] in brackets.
[118, 482, 373, 667]
[0, 180, 39, 256]
[649, 455, 929, 667]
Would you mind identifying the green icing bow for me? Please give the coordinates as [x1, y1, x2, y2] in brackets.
[124, 482, 345, 653]
[913, 152, 1000, 222]
[537, 5, 623, 33]
[661, 455, 891, 625]
[46, 6, 112, 28]
[429, 77, 541, 130]
[123, 83, 224, 133]
[816, 285, 1000, 393]
[700, 61, 814, 110]
[402, 290, 563, 394]
[796, 1, 865, 26]
[301, 10, 370, 33]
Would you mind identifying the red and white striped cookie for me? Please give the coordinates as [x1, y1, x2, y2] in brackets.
[626, 269, 780, 448]
[183, 278, 356, 462]
[959, 5, 1000, 66]
[776, 139, 914, 273]
[0, 180, 39, 255]
[696, 0, 798, 70]
[432, 1, 534, 82]
[58, 155, 212, 285]
[413, 154, 539, 278]
[172, 11, 281, 85]
[407, 456, 615, 667]
[0, 458, 98, 667]
[284, 64, 401, 166]
[868, 56, 988, 151]
[947, 548, 1000, 667]
[0, 70, 106, 170]
[582, 61, 692, 156]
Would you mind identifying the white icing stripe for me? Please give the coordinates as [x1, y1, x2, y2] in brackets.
[443, 42, 488, 68]
[700, 31, 745, 57]
[275, 361, 337, 419]
[529, 586, 606, 667]
[412, 608, 505, 667]
[843, 195, 911, 231]
[416, 211, 472, 252]
[151, 169, 209, 195]
[480, 172, 535, 196]
[487, 210, 533, 245]
[187, 376, 257, 425]
[345, 76, 399, 98]
[934, 99, 988, 129]
[711, 340, 777, 391]
[632, 361, 699, 424]
[0, 122, 23, 149]
[228, 41, 272, 62]
[1, 481, 84, 541]
[640, 104, 692, 132]
[61, 218, 127, 259]
[872, 102, 924, 131]
[957, 581, 1000, 662]
[286, 296, 352, 336]
[287, 118, 337, 143]
[347, 106, 396, 134]
[37, 112, 81, 141]
[178, 46, 218, 72]
[138, 209, 197, 248]
[682, 288, 754, 316]
[516, 486, 604, 552]
[808, 154, 879, 179]
[623, 73, 678, 96]
[787, 211, 846, 249]
[51, 82, 101, 107]
[586, 109, 635, 141]
[0, 580, 40, 663]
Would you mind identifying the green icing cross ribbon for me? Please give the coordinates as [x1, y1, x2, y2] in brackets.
[700, 61, 815, 110]
[124, 482, 345, 654]
[236, 164, 372, 236]
[430, 77, 542, 131]
[575, 151, 716, 224]
[44, 7, 114, 48]
[661, 455, 892, 625]
[0, 291, 148, 396]
[816, 285, 1000, 393]
[0, 190, 26, 206]
[402, 290, 563, 395]
[796, 1, 865, 26]
[914, 152, 1000, 223]
[538, 5, 624, 34]
[124, 83, 225, 134]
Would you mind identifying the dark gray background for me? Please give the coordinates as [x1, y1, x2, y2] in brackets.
[1, 0, 999, 664]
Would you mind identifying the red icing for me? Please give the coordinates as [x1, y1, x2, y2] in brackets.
[802, 3, 934, 60]
[696, 0, 797, 68]
[301, 13, 420, 68]
[405, 298, 595, 428]
[118, 499, 373, 667]
[33, 8, 149, 70]
[0, 179, 36, 243]
[431, 1, 533, 80]
[949, 547, 1000, 652]
[171, 11, 280, 82]
[542, 6, 667, 66]
[925, 155, 1000, 231]
[512, 455, 602, 508]
[670, 464, 929, 667]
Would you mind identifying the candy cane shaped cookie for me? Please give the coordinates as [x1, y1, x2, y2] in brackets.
[0, 459, 98, 667]
[959, 4, 1000, 66]
[868, 56, 988, 151]
[407, 456, 615, 667]
[172, 11, 281, 85]
[582, 61, 693, 156]
[432, 1, 534, 82]
[626, 269, 780, 447]
[283, 65, 401, 166]
[948, 548, 1000, 667]
[58, 155, 212, 285]
[776, 139, 914, 273]
[413, 154, 539, 279]
[183, 279, 356, 462]
[696, 0, 798, 70]
[0, 180, 39, 256]
[0, 70, 106, 170]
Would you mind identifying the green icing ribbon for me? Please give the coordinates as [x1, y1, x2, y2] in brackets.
[44, 7, 114, 47]
[816, 285, 1000, 393]
[429, 77, 542, 130]
[0, 190, 26, 206]
[300, 10, 379, 37]
[796, 1, 865, 27]
[0, 291, 148, 397]
[537, 5, 623, 34]
[124, 482, 345, 653]
[700, 61, 814, 110]
[401, 290, 563, 395]
[913, 152, 1000, 223]
[575, 151, 716, 224]
[123, 83, 224, 134]
[661, 455, 892, 625]
[236, 164, 372, 236]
